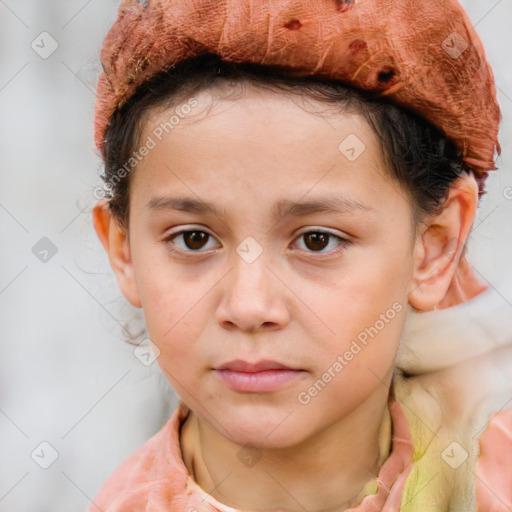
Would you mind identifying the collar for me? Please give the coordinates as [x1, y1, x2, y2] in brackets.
[169, 388, 414, 511]
[396, 273, 512, 374]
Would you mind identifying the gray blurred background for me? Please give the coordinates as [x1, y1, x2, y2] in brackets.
[0, 1, 511, 511]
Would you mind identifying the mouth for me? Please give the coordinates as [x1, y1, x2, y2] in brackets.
[213, 359, 307, 393]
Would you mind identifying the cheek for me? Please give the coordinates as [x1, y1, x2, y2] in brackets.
[310, 242, 411, 369]
[130, 239, 209, 364]
[306, 290, 407, 416]
[315, 284, 406, 370]
[321, 238, 410, 312]
[143, 278, 209, 392]
[140, 273, 206, 356]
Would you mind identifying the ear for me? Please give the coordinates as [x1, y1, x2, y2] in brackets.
[92, 199, 142, 308]
[408, 173, 478, 311]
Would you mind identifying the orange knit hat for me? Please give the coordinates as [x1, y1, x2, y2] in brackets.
[94, 0, 501, 194]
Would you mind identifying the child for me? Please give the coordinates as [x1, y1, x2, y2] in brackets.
[89, 0, 511, 510]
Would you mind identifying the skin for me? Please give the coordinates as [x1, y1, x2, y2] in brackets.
[93, 82, 480, 510]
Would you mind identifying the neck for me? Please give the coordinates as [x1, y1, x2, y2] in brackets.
[180, 384, 393, 511]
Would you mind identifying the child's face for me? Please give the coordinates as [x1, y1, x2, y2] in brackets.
[119, 84, 418, 447]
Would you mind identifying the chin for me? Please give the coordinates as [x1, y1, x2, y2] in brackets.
[218, 406, 310, 450]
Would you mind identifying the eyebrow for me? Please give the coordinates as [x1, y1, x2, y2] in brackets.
[147, 194, 375, 221]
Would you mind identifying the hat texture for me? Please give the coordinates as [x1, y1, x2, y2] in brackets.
[95, 0, 501, 190]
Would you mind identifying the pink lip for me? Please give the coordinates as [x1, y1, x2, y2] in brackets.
[216, 359, 298, 372]
[213, 359, 306, 393]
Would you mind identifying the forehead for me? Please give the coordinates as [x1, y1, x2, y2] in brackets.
[133, 83, 410, 219]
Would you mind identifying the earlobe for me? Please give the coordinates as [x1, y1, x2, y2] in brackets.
[92, 200, 142, 308]
[408, 174, 478, 311]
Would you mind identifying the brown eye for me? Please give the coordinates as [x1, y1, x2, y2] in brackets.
[164, 229, 219, 253]
[182, 231, 209, 250]
[304, 232, 329, 251]
[294, 230, 351, 255]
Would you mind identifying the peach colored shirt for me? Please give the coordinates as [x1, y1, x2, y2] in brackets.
[88, 390, 415, 512]
[88, 388, 511, 512]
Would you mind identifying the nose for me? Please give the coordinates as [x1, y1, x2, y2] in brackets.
[215, 247, 290, 333]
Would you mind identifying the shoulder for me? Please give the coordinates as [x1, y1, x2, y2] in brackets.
[87, 403, 190, 512]
[476, 407, 512, 511]
[393, 353, 512, 512]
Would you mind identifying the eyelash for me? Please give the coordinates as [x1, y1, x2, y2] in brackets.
[162, 227, 352, 257]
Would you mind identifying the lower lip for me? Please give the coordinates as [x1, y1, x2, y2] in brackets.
[213, 369, 306, 393]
